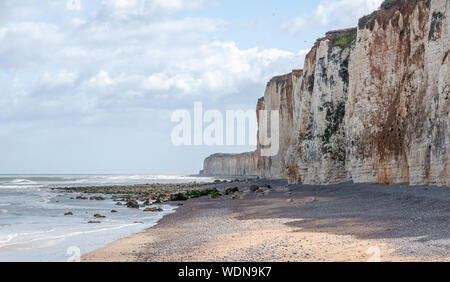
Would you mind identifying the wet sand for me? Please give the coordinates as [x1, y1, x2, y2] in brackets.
[83, 181, 450, 262]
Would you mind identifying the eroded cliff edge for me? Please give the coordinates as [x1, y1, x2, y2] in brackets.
[200, 152, 258, 176]
[201, 0, 449, 186]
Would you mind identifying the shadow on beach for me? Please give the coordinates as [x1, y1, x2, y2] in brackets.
[223, 181, 449, 257]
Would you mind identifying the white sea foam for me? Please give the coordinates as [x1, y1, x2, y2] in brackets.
[0, 174, 213, 189]
[0, 234, 18, 245]
[0, 226, 132, 249]
[9, 179, 37, 184]
[0, 182, 180, 261]
[0, 185, 45, 189]
[0, 174, 197, 261]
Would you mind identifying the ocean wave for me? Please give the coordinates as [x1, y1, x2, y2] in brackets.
[91, 175, 214, 182]
[0, 175, 214, 190]
[7, 179, 38, 185]
[0, 223, 146, 249]
[85, 174, 208, 180]
[26, 229, 56, 235]
[0, 178, 44, 189]
[0, 185, 45, 190]
[0, 234, 17, 245]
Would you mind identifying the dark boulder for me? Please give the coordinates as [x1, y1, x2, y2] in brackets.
[90, 196, 106, 201]
[249, 185, 259, 192]
[144, 207, 163, 212]
[225, 187, 239, 195]
[126, 199, 140, 209]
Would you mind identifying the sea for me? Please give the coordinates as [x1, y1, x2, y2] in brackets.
[0, 174, 214, 262]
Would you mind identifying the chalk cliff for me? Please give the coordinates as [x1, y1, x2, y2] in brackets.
[202, 0, 449, 186]
[258, 70, 304, 179]
[200, 152, 258, 176]
[346, 0, 449, 186]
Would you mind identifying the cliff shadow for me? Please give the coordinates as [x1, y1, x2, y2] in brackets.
[233, 182, 450, 245]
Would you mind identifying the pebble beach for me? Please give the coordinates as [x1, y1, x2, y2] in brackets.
[79, 180, 450, 262]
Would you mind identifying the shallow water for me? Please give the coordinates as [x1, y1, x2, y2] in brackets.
[0, 175, 213, 262]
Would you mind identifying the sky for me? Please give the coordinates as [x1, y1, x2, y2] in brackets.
[0, 0, 383, 175]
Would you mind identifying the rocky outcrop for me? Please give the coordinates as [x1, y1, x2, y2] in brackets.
[202, 0, 449, 187]
[200, 152, 258, 176]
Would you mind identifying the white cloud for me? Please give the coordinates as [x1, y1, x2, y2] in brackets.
[0, 12, 306, 122]
[100, 0, 207, 21]
[142, 41, 306, 97]
[144, 72, 197, 92]
[0, 0, 322, 173]
[89, 70, 115, 87]
[43, 70, 79, 87]
[66, 0, 82, 11]
[282, 0, 383, 34]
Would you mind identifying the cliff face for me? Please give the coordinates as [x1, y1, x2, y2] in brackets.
[200, 152, 258, 176]
[258, 70, 303, 179]
[257, 30, 354, 184]
[202, 0, 449, 186]
[284, 29, 355, 184]
[346, 0, 449, 186]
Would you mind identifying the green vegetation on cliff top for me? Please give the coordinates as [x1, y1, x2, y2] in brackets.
[358, 11, 378, 30]
[332, 31, 357, 48]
